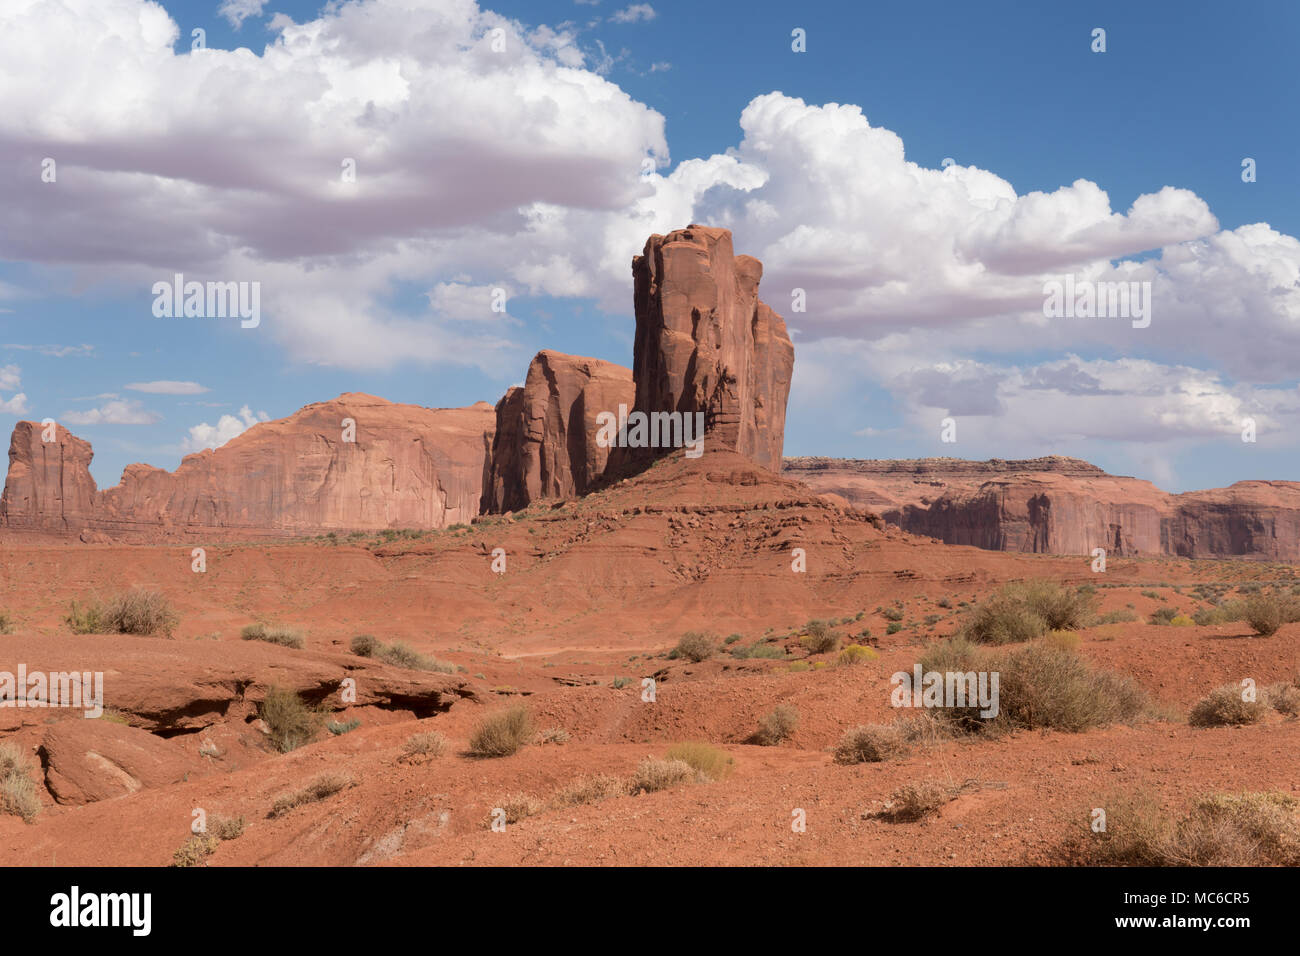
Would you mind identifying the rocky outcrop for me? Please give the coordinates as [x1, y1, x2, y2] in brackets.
[1, 394, 496, 540]
[631, 225, 793, 471]
[40, 719, 207, 805]
[783, 456, 1300, 560]
[483, 351, 634, 513]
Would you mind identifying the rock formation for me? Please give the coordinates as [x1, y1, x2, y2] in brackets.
[1, 394, 495, 540]
[783, 456, 1300, 560]
[483, 350, 634, 513]
[631, 225, 793, 471]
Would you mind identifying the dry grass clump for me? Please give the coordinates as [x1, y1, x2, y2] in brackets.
[994, 642, 1146, 733]
[468, 704, 532, 757]
[837, 643, 878, 666]
[0, 742, 40, 823]
[0, 611, 14, 634]
[259, 686, 324, 753]
[665, 742, 733, 780]
[536, 726, 570, 745]
[210, 815, 246, 840]
[402, 731, 447, 758]
[872, 781, 957, 822]
[485, 793, 543, 827]
[552, 773, 629, 807]
[269, 772, 355, 818]
[350, 634, 379, 656]
[755, 704, 799, 745]
[960, 580, 1096, 645]
[65, 589, 179, 637]
[1267, 678, 1300, 716]
[171, 834, 219, 867]
[377, 640, 455, 673]
[800, 620, 840, 654]
[834, 724, 911, 764]
[241, 622, 304, 649]
[1189, 683, 1268, 727]
[671, 632, 717, 662]
[1079, 790, 1300, 866]
[630, 757, 699, 793]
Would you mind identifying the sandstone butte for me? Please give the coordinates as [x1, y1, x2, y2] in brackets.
[783, 456, 1300, 561]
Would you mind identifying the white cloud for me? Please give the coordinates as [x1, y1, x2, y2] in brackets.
[2, 344, 94, 357]
[218, 0, 266, 29]
[0, 364, 20, 391]
[62, 399, 161, 425]
[427, 282, 514, 322]
[125, 380, 209, 394]
[182, 405, 269, 452]
[610, 4, 655, 23]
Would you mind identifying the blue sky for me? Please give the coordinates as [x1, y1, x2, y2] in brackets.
[1, 0, 1298, 492]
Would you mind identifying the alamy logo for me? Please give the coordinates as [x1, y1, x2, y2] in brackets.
[891, 664, 1000, 718]
[595, 404, 705, 459]
[1042, 276, 1151, 329]
[0, 665, 103, 718]
[152, 274, 260, 328]
[49, 887, 151, 936]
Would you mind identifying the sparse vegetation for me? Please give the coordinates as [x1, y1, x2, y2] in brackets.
[537, 726, 570, 745]
[350, 634, 379, 657]
[834, 724, 910, 764]
[259, 686, 323, 753]
[671, 632, 717, 662]
[552, 773, 627, 807]
[960, 580, 1096, 645]
[630, 757, 698, 793]
[1189, 684, 1267, 727]
[755, 704, 798, 745]
[872, 781, 955, 822]
[241, 622, 304, 649]
[800, 620, 840, 654]
[269, 772, 355, 817]
[171, 834, 219, 867]
[377, 640, 454, 673]
[210, 815, 246, 840]
[837, 643, 878, 666]
[326, 718, 361, 735]
[666, 742, 733, 780]
[486, 793, 543, 826]
[468, 704, 533, 757]
[65, 589, 178, 637]
[0, 742, 40, 823]
[402, 731, 447, 758]
[1243, 593, 1299, 636]
[0, 611, 13, 634]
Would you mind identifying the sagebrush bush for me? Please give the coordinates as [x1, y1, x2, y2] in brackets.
[241, 622, 304, 649]
[630, 757, 698, 793]
[800, 620, 840, 654]
[350, 634, 379, 657]
[833, 724, 910, 764]
[960, 580, 1096, 645]
[1243, 594, 1299, 636]
[666, 742, 733, 780]
[65, 589, 178, 637]
[1189, 684, 1267, 727]
[671, 632, 717, 662]
[994, 642, 1146, 733]
[259, 686, 323, 753]
[755, 704, 798, 745]
[469, 704, 533, 757]
[402, 731, 447, 757]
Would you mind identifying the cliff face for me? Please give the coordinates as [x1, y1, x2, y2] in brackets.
[783, 457, 1300, 560]
[483, 351, 634, 513]
[1, 395, 495, 540]
[631, 225, 793, 471]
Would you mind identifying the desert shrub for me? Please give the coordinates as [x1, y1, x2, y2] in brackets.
[733, 642, 786, 660]
[402, 731, 447, 757]
[1095, 609, 1138, 624]
[171, 834, 219, 867]
[881, 606, 904, 622]
[552, 773, 628, 807]
[961, 580, 1096, 645]
[630, 758, 698, 793]
[259, 686, 323, 753]
[350, 634, 379, 657]
[1169, 615, 1195, 627]
[724, 633, 743, 645]
[874, 781, 955, 822]
[787, 661, 810, 672]
[210, 815, 246, 840]
[886, 622, 903, 635]
[65, 589, 178, 637]
[1079, 790, 1300, 866]
[378, 641, 454, 673]
[995, 642, 1146, 733]
[837, 644, 878, 666]
[1189, 684, 1267, 727]
[269, 772, 354, 817]
[1193, 600, 1247, 625]
[671, 632, 717, 662]
[666, 742, 733, 780]
[537, 726, 570, 745]
[755, 704, 799, 745]
[1243, 594, 1297, 636]
[241, 622, 304, 649]
[800, 620, 840, 654]
[468, 704, 532, 757]
[486, 793, 542, 826]
[1267, 680, 1300, 716]
[833, 724, 910, 764]
[0, 742, 40, 823]
[326, 718, 361, 735]
[0, 611, 13, 634]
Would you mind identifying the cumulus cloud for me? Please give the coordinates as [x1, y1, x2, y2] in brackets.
[426, 282, 514, 323]
[125, 380, 209, 394]
[0, 364, 20, 391]
[62, 399, 161, 425]
[218, 0, 266, 29]
[182, 405, 270, 452]
[610, 4, 656, 23]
